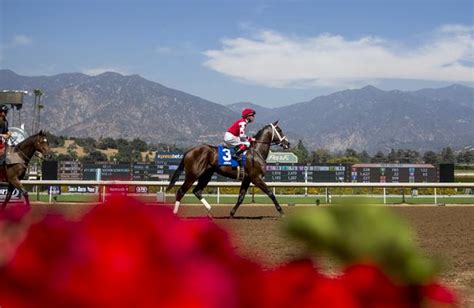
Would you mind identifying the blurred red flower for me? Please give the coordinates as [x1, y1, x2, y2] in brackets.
[0, 195, 459, 307]
[262, 259, 357, 308]
[0, 195, 263, 307]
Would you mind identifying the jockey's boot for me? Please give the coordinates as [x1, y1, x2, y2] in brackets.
[232, 145, 247, 162]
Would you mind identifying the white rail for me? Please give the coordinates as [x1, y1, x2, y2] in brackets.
[21, 180, 474, 188]
[20, 180, 474, 205]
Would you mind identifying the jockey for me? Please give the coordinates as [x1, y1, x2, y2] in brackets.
[224, 108, 256, 161]
[0, 105, 12, 165]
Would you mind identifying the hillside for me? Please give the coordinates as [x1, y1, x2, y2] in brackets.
[1, 69, 473, 152]
[50, 140, 154, 161]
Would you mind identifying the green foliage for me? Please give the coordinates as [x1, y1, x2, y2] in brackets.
[44, 132, 474, 164]
[328, 156, 359, 164]
[423, 151, 439, 164]
[292, 140, 310, 163]
[81, 150, 108, 162]
[75, 137, 97, 148]
[456, 151, 474, 164]
[440, 147, 455, 163]
[111, 147, 142, 163]
[358, 150, 370, 163]
[285, 205, 441, 284]
[309, 149, 331, 163]
[45, 132, 66, 147]
[371, 151, 387, 163]
[131, 138, 149, 152]
[97, 137, 117, 149]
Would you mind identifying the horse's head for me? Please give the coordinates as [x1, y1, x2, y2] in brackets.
[33, 130, 51, 157]
[270, 120, 290, 149]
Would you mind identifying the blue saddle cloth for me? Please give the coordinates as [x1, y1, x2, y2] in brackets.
[217, 145, 246, 167]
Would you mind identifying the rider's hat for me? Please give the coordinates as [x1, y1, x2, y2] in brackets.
[241, 108, 256, 118]
[0, 105, 9, 113]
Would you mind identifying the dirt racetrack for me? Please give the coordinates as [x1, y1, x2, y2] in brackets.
[180, 204, 474, 306]
[18, 203, 474, 305]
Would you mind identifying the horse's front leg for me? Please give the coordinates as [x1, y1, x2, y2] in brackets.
[230, 176, 251, 217]
[2, 184, 15, 210]
[251, 177, 284, 217]
[1, 184, 15, 210]
[10, 179, 31, 209]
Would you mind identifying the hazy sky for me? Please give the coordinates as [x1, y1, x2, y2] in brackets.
[1, 0, 473, 107]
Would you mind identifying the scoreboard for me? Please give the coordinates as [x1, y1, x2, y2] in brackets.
[132, 163, 186, 181]
[77, 162, 438, 183]
[83, 163, 131, 180]
[83, 162, 350, 182]
[351, 164, 437, 183]
[265, 164, 348, 182]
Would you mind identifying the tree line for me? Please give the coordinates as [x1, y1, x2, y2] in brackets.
[46, 133, 181, 163]
[290, 140, 474, 165]
[46, 133, 474, 165]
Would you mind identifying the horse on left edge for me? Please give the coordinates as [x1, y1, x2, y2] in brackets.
[0, 130, 51, 209]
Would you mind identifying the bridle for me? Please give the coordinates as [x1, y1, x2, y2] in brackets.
[269, 123, 288, 146]
[253, 123, 288, 146]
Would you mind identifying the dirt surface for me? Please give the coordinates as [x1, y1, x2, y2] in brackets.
[181, 204, 474, 306]
[14, 203, 474, 305]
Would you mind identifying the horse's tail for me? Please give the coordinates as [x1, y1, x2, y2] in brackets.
[166, 155, 186, 192]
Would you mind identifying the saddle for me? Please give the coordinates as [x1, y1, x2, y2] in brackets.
[217, 145, 247, 180]
[217, 145, 247, 167]
[4, 148, 25, 165]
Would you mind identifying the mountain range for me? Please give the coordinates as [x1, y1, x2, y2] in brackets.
[1, 69, 473, 153]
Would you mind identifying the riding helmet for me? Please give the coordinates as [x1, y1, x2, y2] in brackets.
[241, 108, 256, 118]
[0, 105, 9, 113]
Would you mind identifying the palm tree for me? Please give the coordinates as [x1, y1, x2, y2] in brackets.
[33, 89, 43, 133]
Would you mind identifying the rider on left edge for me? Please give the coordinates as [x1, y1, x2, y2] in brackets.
[0, 105, 12, 165]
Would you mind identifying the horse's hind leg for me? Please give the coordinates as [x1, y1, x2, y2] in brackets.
[252, 177, 284, 217]
[193, 169, 214, 217]
[230, 176, 251, 217]
[173, 177, 195, 215]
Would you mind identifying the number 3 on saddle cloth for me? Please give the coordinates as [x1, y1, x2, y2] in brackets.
[218, 145, 247, 167]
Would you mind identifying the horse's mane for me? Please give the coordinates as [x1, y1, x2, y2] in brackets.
[253, 124, 271, 140]
[14, 132, 43, 150]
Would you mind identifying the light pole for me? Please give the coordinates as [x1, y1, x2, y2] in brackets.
[38, 103, 44, 130]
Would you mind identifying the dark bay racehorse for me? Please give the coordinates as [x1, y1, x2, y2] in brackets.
[0, 131, 50, 209]
[167, 121, 290, 217]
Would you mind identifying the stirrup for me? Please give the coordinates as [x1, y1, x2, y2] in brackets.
[232, 154, 243, 162]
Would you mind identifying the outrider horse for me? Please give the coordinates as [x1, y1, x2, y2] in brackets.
[0, 130, 50, 209]
[167, 121, 290, 217]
